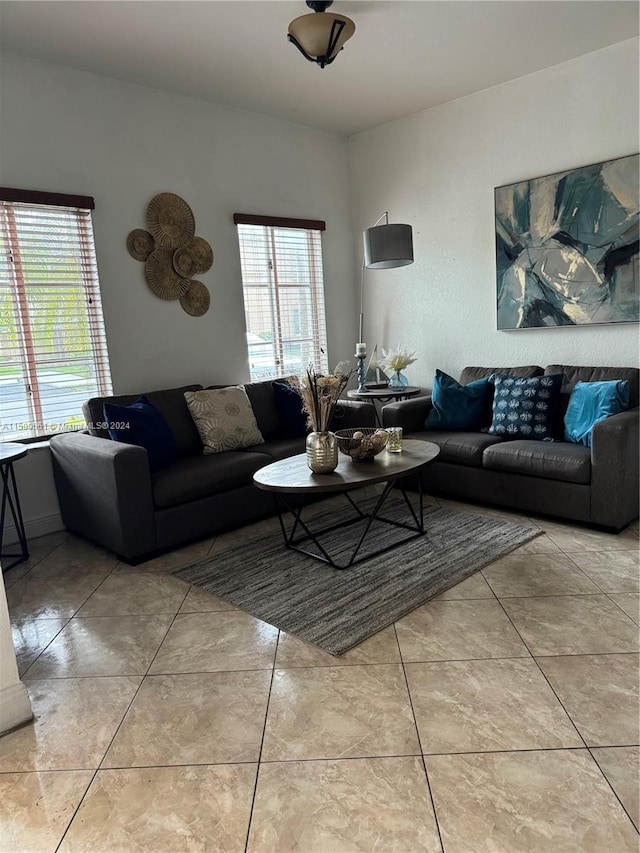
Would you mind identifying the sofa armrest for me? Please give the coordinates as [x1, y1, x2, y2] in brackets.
[331, 400, 377, 429]
[590, 407, 639, 529]
[381, 396, 432, 431]
[50, 432, 157, 559]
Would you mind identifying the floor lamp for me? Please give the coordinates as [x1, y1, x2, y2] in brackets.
[356, 212, 414, 391]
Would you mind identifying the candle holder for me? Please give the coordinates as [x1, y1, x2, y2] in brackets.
[355, 352, 367, 392]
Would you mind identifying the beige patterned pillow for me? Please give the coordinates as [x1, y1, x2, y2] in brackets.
[184, 387, 264, 454]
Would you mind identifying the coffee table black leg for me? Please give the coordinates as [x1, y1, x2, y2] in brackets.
[0, 461, 29, 573]
[274, 495, 340, 567]
[345, 480, 397, 567]
[395, 478, 424, 532]
[272, 480, 426, 571]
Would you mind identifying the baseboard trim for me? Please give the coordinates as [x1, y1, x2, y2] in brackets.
[3, 513, 65, 546]
[0, 681, 33, 736]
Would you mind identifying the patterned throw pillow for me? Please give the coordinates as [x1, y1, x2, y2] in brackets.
[487, 374, 563, 441]
[184, 387, 264, 454]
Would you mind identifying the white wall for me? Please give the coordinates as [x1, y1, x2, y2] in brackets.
[1, 53, 356, 390]
[0, 53, 356, 538]
[348, 39, 640, 388]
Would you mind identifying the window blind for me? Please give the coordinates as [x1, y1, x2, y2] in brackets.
[235, 218, 329, 381]
[0, 195, 112, 440]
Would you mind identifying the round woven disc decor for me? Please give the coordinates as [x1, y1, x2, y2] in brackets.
[145, 249, 190, 300]
[126, 228, 155, 261]
[180, 280, 210, 316]
[146, 193, 195, 249]
[173, 236, 214, 277]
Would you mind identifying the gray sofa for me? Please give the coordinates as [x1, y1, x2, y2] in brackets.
[381, 364, 639, 531]
[50, 379, 375, 561]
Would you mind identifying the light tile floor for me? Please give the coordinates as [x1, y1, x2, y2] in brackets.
[1, 497, 639, 852]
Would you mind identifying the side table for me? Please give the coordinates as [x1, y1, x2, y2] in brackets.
[347, 386, 421, 427]
[0, 443, 29, 573]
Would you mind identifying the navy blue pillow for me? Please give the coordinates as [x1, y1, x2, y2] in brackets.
[564, 380, 630, 446]
[272, 381, 308, 438]
[425, 370, 491, 430]
[103, 396, 178, 471]
[487, 374, 563, 440]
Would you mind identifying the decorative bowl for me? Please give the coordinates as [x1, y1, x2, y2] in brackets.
[334, 427, 389, 462]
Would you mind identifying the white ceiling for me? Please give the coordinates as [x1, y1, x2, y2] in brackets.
[1, 1, 637, 136]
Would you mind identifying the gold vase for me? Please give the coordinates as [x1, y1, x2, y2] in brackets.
[306, 431, 338, 474]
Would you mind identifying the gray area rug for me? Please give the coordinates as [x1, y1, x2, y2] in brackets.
[174, 502, 541, 655]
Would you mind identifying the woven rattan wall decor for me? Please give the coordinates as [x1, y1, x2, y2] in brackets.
[127, 192, 213, 316]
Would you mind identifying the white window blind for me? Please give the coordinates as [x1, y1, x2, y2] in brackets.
[0, 190, 112, 440]
[235, 214, 328, 381]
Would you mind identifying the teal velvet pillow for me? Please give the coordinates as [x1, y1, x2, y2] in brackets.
[425, 370, 492, 430]
[564, 380, 630, 447]
[487, 373, 563, 440]
[104, 396, 178, 470]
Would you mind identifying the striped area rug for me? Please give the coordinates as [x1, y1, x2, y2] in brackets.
[174, 502, 541, 655]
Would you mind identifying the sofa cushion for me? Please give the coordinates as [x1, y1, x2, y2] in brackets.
[242, 379, 284, 440]
[483, 440, 591, 485]
[151, 451, 269, 508]
[84, 384, 204, 456]
[487, 374, 563, 441]
[272, 381, 307, 438]
[241, 436, 307, 462]
[185, 387, 265, 454]
[564, 380, 630, 446]
[409, 431, 504, 467]
[546, 365, 640, 411]
[425, 370, 491, 431]
[103, 396, 178, 471]
[460, 365, 543, 384]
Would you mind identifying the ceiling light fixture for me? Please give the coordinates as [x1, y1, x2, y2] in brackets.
[288, 1, 355, 69]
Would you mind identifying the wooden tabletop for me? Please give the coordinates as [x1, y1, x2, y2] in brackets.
[347, 386, 421, 401]
[253, 439, 440, 494]
[0, 443, 28, 465]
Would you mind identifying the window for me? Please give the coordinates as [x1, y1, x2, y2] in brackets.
[234, 213, 328, 381]
[0, 188, 112, 440]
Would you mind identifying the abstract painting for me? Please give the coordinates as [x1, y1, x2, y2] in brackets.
[495, 153, 639, 330]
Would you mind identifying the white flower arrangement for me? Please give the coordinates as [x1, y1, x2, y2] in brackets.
[381, 346, 418, 372]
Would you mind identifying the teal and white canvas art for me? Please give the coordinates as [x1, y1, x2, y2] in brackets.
[495, 153, 639, 330]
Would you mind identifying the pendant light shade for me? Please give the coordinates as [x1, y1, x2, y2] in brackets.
[288, 1, 355, 69]
[363, 223, 414, 269]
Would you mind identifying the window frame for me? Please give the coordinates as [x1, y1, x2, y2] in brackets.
[234, 213, 328, 382]
[0, 187, 112, 442]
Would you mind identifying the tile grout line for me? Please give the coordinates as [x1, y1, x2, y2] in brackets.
[587, 745, 640, 833]
[243, 629, 280, 853]
[4, 742, 640, 777]
[393, 623, 446, 853]
[53, 581, 192, 853]
[492, 593, 640, 833]
[492, 596, 594, 748]
[11, 563, 118, 679]
[561, 550, 639, 596]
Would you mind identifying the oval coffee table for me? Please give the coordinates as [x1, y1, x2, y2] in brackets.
[253, 439, 440, 570]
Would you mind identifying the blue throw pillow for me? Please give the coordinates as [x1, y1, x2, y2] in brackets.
[564, 380, 630, 447]
[487, 373, 563, 440]
[425, 370, 491, 430]
[103, 396, 178, 471]
[272, 381, 308, 438]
